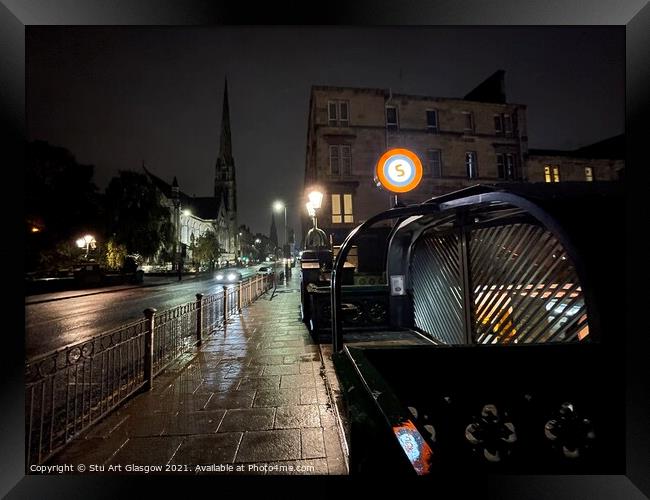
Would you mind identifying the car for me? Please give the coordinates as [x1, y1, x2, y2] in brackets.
[214, 269, 242, 284]
[256, 266, 274, 276]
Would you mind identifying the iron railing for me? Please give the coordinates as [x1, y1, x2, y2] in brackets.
[25, 274, 271, 467]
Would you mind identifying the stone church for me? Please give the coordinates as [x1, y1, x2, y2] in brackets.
[144, 78, 239, 267]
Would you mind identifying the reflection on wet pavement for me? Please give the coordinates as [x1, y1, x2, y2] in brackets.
[50, 274, 348, 475]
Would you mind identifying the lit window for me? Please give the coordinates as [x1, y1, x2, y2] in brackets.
[462, 111, 474, 132]
[466, 151, 478, 179]
[544, 166, 552, 183]
[331, 194, 354, 224]
[494, 115, 503, 134]
[553, 166, 560, 182]
[426, 109, 438, 132]
[343, 194, 354, 223]
[329, 145, 351, 176]
[386, 106, 398, 129]
[427, 149, 442, 177]
[585, 167, 594, 181]
[331, 194, 342, 223]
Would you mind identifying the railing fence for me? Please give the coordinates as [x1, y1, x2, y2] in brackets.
[25, 274, 271, 467]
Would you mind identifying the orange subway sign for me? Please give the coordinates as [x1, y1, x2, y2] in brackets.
[375, 148, 423, 193]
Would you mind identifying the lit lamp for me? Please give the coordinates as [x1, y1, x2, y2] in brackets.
[76, 234, 96, 259]
[308, 190, 323, 210]
[306, 201, 316, 218]
[304, 189, 327, 250]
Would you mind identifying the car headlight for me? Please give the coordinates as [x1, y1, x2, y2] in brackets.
[227, 273, 236, 281]
[216, 274, 224, 280]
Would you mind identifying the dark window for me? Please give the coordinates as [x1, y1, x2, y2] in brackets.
[329, 145, 351, 176]
[497, 153, 505, 179]
[463, 111, 474, 132]
[328, 102, 337, 126]
[328, 100, 349, 126]
[497, 153, 516, 180]
[426, 109, 438, 131]
[494, 115, 503, 134]
[329, 145, 340, 175]
[466, 151, 478, 179]
[386, 106, 398, 129]
[504, 114, 513, 135]
[339, 102, 349, 125]
[341, 145, 352, 175]
[427, 149, 442, 177]
[505, 154, 515, 179]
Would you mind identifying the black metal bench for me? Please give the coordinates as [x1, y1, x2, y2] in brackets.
[330, 183, 625, 475]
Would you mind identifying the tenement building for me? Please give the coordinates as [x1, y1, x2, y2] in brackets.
[302, 70, 529, 255]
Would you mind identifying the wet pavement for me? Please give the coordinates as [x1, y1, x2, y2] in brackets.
[49, 271, 348, 475]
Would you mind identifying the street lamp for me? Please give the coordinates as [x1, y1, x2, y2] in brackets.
[76, 234, 96, 259]
[273, 200, 287, 257]
[304, 189, 327, 250]
[307, 190, 323, 210]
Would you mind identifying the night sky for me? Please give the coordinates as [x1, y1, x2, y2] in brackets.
[27, 27, 624, 235]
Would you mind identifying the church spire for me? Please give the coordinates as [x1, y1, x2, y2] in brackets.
[219, 77, 232, 162]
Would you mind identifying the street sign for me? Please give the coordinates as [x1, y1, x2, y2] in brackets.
[375, 148, 423, 193]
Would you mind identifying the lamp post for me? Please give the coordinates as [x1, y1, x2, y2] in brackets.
[273, 201, 287, 258]
[76, 234, 96, 259]
[304, 189, 327, 250]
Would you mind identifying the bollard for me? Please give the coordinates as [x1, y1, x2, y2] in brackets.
[196, 293, 203, 345]
[223, 285, 228, 334]
[238, 282, 243, 313]
[143, 307, 157, 391]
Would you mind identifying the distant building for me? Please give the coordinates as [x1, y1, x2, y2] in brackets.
[144, 169, 219, 265]
[525, 134, 625, 183]
[143, 78, 240, 266]
[302, 70, 529, 249]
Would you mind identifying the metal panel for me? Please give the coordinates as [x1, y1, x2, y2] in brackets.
[470, 223, 589, 344]
[410, 231, 465, 344]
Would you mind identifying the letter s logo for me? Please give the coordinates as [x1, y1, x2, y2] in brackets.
[395, 163, 405, 177]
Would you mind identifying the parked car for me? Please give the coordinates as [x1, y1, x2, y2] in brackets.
[256, 266, 274, 276]
[215, 269, 242, 284]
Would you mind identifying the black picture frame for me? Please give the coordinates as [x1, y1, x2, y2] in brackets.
[3, 1, 647, 497]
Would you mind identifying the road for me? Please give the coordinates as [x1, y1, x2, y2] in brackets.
[25, 266, 275, 360]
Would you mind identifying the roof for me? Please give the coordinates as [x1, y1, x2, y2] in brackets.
[186, 196, 219, 220]
[529, 134, 624, 160]
[143, 166, 218, 220]
[310, 84, 524, 107]
[311, 70, 522, 107]
[463, 69, 506, 103]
